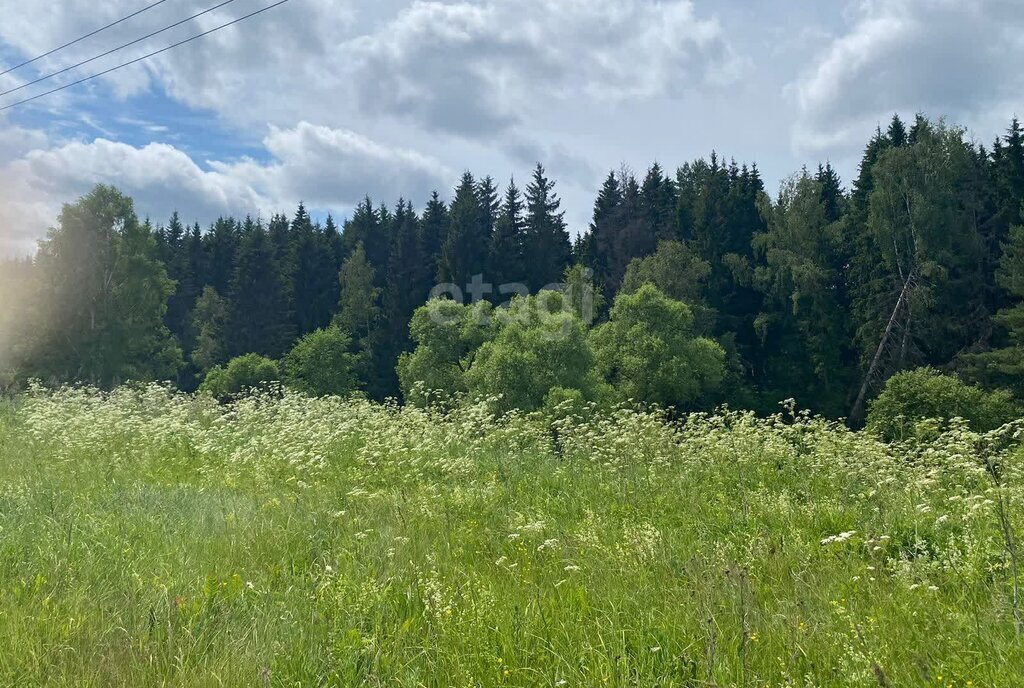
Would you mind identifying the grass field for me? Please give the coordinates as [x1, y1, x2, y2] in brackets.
[0, 385, 1022, 686]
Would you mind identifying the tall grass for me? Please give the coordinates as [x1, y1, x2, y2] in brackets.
[0, 384, 1021, 686]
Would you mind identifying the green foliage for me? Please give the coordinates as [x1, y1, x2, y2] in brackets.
[189, 286, 230, 374]
[13, 113, 1024, 418]
[621, 239, 714, 333]
[867, 367, 1019, 441]
[438, 172, 489, 288]
[855, 122, 987, 370]
[31, 185, 183, 386]
[228, 220, 294, 359]
[335, 242, 382, 344]
[397, 299, 494, 407]
[753, 173, 853, 415]
[466, 292, 601, 412]
[198, 353, 281, 400]
[560, 263, 604, 325]
[592, 284, 726, 410]
[283, 326, 359, 398]
[961, 224, 1024, 395]
[523, 164, 571, 291]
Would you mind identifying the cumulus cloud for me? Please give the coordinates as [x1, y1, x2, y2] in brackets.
[0, 0, 738, 139]
[216, 122, 453, 208]
[344, 0, 740, 136]
[0, 121, 452, 256]
[0, 0, 356, 108]
[789, 0, 1024, 155]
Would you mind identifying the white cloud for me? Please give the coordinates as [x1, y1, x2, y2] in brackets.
[343, 0, 740, 136]
[212, 122, 454, 207]
[790, 0, 1024, 155]
[0, 0, 739, 139]
[0, 121, 452, 256]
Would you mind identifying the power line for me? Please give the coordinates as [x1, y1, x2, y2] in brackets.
[0, 0, 239, 99]
[0, 0, 292, 113]
[0, 0, 173, 78]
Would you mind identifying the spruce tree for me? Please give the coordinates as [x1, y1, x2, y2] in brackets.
[343, 198, 392, 283]
[585, 171, 625, 297]
[204, 217, 240, 297]
[478, 175, 500, 237]
[523, 164, 571, 291]
[438, 172, 489, 288]
[228, 219, 294, 358]
[488, 178, 526, 289]
[161, 211, 196, 344]
[290, 202, 338, 335]
[641, 162, 678, 243]
[335, 242, 386, 397]
[419, 191, 450, 283]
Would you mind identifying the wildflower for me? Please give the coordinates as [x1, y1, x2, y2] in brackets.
[820, 531, 857, 546]
[538, 538, 560, 552]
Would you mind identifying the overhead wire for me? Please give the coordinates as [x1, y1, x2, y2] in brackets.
[0, 0, 292, 112]
[0, 0, 173, 77]
[0, 0, 239, 98]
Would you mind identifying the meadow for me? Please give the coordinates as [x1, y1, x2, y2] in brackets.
[0, 385, 1022, 687]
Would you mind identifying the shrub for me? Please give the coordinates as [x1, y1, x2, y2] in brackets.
[867, 367, 1020, 441]
[397, 299, 494, 407]
[591, 283, 726, 410]
[198, 354, 281, 400]
[466, 292, 600, 413]
[283, 326, 359, 398]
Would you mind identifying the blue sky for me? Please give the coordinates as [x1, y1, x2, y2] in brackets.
[1, 0, 1022, 256]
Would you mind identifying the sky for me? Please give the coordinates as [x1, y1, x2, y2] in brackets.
[0, 0, 1022, 257]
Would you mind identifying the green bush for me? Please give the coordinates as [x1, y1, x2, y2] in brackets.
[867, 367, 1020, 441]
[198, 354, 281, 400]
[466, 292, 601, 412]
[397, 299, 494, 407]
[283, 326, 359, 398]
[591, 283, 726, 410]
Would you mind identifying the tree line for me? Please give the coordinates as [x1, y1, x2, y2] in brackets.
[2, 114, 1024, 421]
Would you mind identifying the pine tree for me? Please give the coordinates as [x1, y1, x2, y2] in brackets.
[641, 162, 678, 242]
[477, 175, 500, 238]
[335, 242, 386, 397]
[816, 163, 844, 224]
[204, 217, 240, 297]
[523, 164, 571, 291]
[290, 202, 338, 335]
[887, 114, 908, 148]
[439, 172, 489, 288]
[753, 172, 853, 414]
[343, 197, 392, 283]
[488, 178, 526, 289]
[585, 172, 622, 294]
[161, 211, 195, 344]
[419, 191, 450, 282]
[382, 200, 427, 393]
[384, 200, 429, 326]
[228, 219, 294, 358]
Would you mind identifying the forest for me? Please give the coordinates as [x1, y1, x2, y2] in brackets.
[3, 113, 1024, 424]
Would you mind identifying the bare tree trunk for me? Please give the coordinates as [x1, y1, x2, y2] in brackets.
[850, 275, 914, 423]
